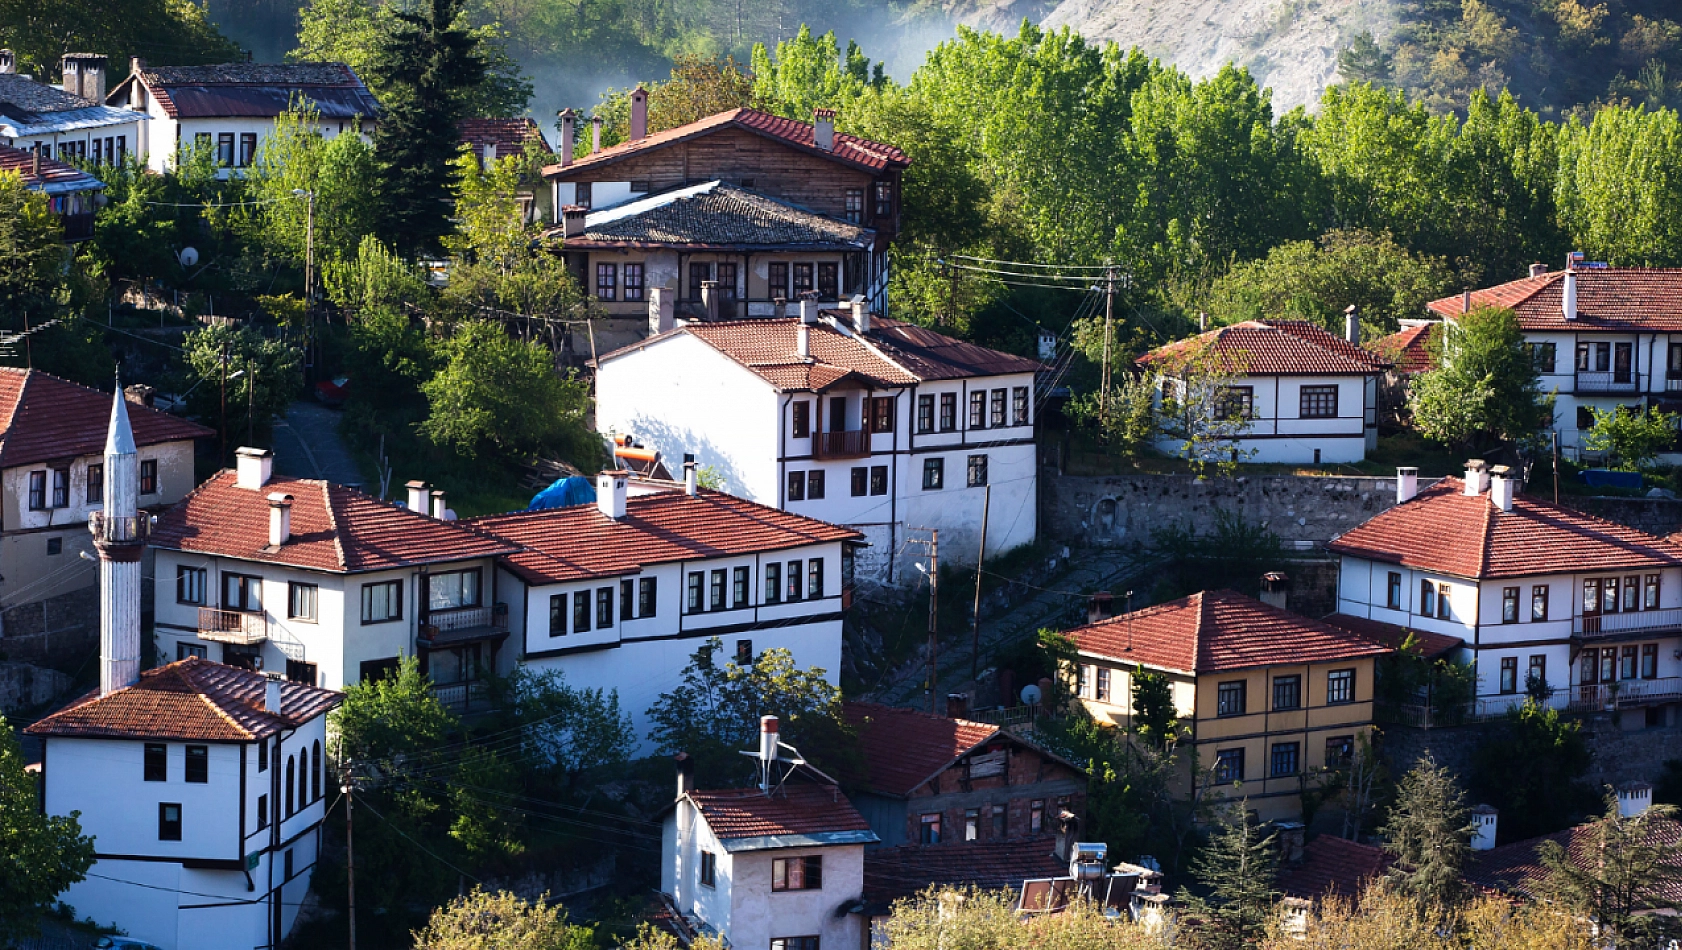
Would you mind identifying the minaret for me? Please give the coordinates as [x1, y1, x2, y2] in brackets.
[93, 380, 142, 695]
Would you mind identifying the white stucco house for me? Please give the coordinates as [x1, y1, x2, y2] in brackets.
[1327, 463, 1682, 719]
[1427, 263, 1682, 462]
[1137, 320, 1389, 465]
[469, 470, 862, 748]
[594, 304, 1045, 583]
[0, 53, 147, 166]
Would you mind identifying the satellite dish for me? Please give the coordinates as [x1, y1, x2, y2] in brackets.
[1020, 683, 1042, 706]
[178, 247, 200, 268]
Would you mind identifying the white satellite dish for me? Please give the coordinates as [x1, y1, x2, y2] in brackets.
[178, 247, 200, 268]
[1020, 683, 1042, 706]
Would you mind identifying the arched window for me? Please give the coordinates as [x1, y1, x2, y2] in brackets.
[285, 756, 295, 817]
[312, 740, 322, 801]
[299, 745, 309, 808]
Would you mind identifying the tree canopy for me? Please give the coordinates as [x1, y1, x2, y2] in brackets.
[1408, 307, 1549, 453]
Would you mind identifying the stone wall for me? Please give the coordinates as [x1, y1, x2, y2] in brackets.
[0, 661, 70, 713]
[0, 585, 100, 671]
[1566, 495, 1682, 538]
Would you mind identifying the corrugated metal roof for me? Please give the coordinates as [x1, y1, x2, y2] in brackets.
[164, 84, 378, 120]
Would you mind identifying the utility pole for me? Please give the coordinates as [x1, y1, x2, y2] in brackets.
[908, 529, 941, 714]
[218, 341, 229, 462]
[1100, 262, 1116, 423]
[970, 485, 990, 686]
[343, 767, 357, 950]
[246, 359, 256, 447]
[1553, 429, 1560, 505]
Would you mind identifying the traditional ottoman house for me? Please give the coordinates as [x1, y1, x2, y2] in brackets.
[0, 144, 107, 240]
[0, 53, 147, 166]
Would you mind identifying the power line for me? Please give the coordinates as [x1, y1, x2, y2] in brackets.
[353, 795, 484, 883]
[952, 255, 1114, 271]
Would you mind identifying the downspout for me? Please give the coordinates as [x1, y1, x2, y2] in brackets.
[889, 388, 903, 584]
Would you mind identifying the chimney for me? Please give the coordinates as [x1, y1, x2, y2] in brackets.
[701, 280, 719, 321]
[267, 492, 293, 547]
[1274, 821, 1306, 865]
[31, 146, 40, 180]
[851, 295, 870, 333]
[1618, 781, 1653, 817]
[630, 86, 649, 141]
[773, 296, 788, 319]
[1199, 311, 1207, 333]
[406, 479, 428, 512]
[1086, 591, 1114, 624]
[796, 322, 811, 360]
[1529, 262, 1548, 279]
[649, 285, 675, 335]
[130, 56, 145, 76]
[61, 54, 106, 102]
[1396, 466, 1419, 503]
[1563, 269, 1578, 321]
[675, 752, 695, 799]
[683, 461, 698, 496]
[562, 205, 587, 238]
[0, 50, 13, 75]
[1471, 804, 1498, 851]
[124, 383, 155, 406]
[596, 469, 628, 519]
[1463, 459, 1489, 496]
[431, 489, 448, 519]
[1055, 815, 1089, 866]
[758, 715, 780, 792]
[945, 692, 969, 718]
[1259, 572, 1289, 611]
[61, 55, 77, 95]
[1489, 465, 1514, 512]
[1344, 304, 1360, 344]
[590, 115, 602, 153]
[813, 108, 836, 152]
[798, 297, 818, 325]
[235, 447, 273, 489]
[264, 671, 284, 714]
[481, 142, 496, 167]
[557, 109, 575, 166]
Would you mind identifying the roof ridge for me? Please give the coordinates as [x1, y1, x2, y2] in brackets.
[1191, 591, 1209, 674]
[320, 482, 350, 571]
[195, 688, 255, 739]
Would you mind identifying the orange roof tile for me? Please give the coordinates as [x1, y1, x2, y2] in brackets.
[0, 369, 211, 468]
[1368, 323, 1437, 374]
[688, 782, 873, 842]
[1278, 835, 1393, 901]
[1467, 816, 1682, 902]
[1066, 590, 1390, 674]
[1321, 613, 1462, 659]
[458, 118, 551, 155]
[841, 701, 1002, 797]
[0, 144, 104, 194]
[150, 471, 519, 573]
[1326, 478, 1682, 579]
[469, 489, 862, 585]
[1426, 267, 1682, 332]
[26, 657, 340, 741]
[1138, 321, 1390, 376]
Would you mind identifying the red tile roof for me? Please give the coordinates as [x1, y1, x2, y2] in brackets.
[150, 471, 519, 573]
[458, 118, 551, 156]
[1466, 816, 1682, 902]
[1368, 323, 1437, 374]
[0, 144, 104, 194]
[542, 108, 909, 179]
[1321, 613, 1463, 660]
[688, 782, 873, 840]
[1138, 321, 1390, 376]
[1426, 268, 1682, 332]
[841, 701, 1002, 797]
[26, 657, 340, 741]
[0, 369, 211, 469]
[1066, 590, 1391, 674]
[864, 839, 1068, 905]
[469, 489, 862, 585]
[1326, 478, 1682, 579]
[1277, 835, 1393, 901]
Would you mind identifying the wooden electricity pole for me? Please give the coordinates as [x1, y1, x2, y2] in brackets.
[970, 485, 990, 686]
[343, 768, 357, 950]
[1100, 262, 1116, 422]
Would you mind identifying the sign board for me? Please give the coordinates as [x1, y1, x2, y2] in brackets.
[969, 749, 1007, 779]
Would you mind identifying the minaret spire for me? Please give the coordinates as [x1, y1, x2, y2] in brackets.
[94, 378, 142, 695]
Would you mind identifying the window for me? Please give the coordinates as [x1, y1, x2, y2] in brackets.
[224, 573, 263, 612]
[765, 563, 782, 604]
[46, 537, 60, 556]
[596, 263, 617, 301]
[844, 188, 864, 223]
[967, 454, 988, 488]
[597, 586, 614, 626]
[923, 458, 944, 490]
[621, 579, 635, 621]
[688, 572, 704, 613]
[874, 180, 893, 218]
[689, 262, 711, 298]
[144, 743, 167, 782]
[969, 391, 986, 429]
[1502, 587, 1519, 624]
[217, 132, 235, 165]
[177, 642, 207, 660]
[787, 561, 803, 602]
[51, 467, 69, 507]
[1300, 385, 1339, 418]
[116, 135, 126, 161]
[733, 567, 749, 608]
[851, 467, 867, 496]
[1500, 657, 1518, 694]
[313, 740, 322, 801]
[808, 559, 824, 599]
[1419, 579, 1436, 618]
[1216, 386, 1254, 420]
[817, 263, 838, 300]
[830, 396, 847, 432]
[699, 851, 717, 887]
[709, 569, 725, 611]
[1529, 342, 1557, 373]
[792, 401, 811, 439]
[989, 389, 1006, 427]
[1386, 572, 1402, 610]
[870, 465, 888, 495]
[991, 803, 1007, 838]
[1644, 644, 1659, 679]
[1529, 655, 1547, 691]
[768, 262, 789, 298]
[736, 639, 753, 664]
[793, 263, 814, 295]
[623, 263, 645, 301]
[288, 583, 318, 622]
[258, 740, 268, 772]
[964, 808, 980, 841]
[361, 580, 401, 623]
[1095, 667, 1111, 702]
[1029, 800, 1045, 833]
[770, 939, 819, 950]
[639, 577, 657, 618]
[1214, 749, 1244, 783]
[1533, 585, 1549, 621]
[1647, 575, 1661, 610]
[1076, 664, 1089, 698]
[1623, 645, 1639, 680]
[808, 470, 825, 500]
[917, 394, 935, 433]
[717, 263, 738, 300]
[573, 590, 590, 631]
[1012, 386, 1029, 425]
[239, 133, 257, 167]
[772, 855, 823, 890]
[285, 757, 294, 816]
[256, 794, 268, 831]
[787, 470, 806, 502]
[1577, 405, 1595, 431]
[1273, 675, 1301, 710]
[177, 566, 206, 605]
[1270, 742, 1300, 777]
[939, 393, 957, 431]
[549, 594, 567, 636]
[27, 470, 44, 510]
[1625, 575, 1641, 613]
[574, 182, 592, 208]
[140, 459, 158, 494]
[1217, 681, 1246, 716]
[159, 803, 182, 841]
[1327, 669, 1355, 705]
[1326, 736, 1354, 768]
[870, 397, 894, 433]
[87, 463, 103, 504]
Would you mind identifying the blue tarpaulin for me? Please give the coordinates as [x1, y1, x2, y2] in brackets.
[1580, 469, 1643, 490]
[527, 476, 596, 511]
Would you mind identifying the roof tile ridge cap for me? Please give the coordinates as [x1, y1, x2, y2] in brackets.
[1477, 492, 1497, 577]
[197, 688, 256, 740]
[1532, 495, 1682, 558]
[845, 325, 923, 383]
[687, 486, 862, 535]
[1191, 591, 1209, 674]
[320, 481, 350, 571]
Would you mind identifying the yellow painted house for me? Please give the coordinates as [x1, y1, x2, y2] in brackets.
[1064, 589, 1390, 821]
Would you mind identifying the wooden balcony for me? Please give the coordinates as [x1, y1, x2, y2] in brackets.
[198, 607, 267, 645]
[1573, 608, 1682, 637]
[813, 429, 870, 460]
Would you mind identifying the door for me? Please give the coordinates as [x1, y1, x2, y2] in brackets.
[1582, 578, 1602, 634]
[1615, 342, 1633, 383]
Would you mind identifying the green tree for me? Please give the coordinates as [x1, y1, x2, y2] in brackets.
[1472, 698, 1595, 842]
[1382, 753, 1475, 906]
[417, 320, 593, 461]
[1177, 805, 1280, 950]
[879, 885, 1162, 949]
[412, 887, 595, 950]
[0, 714, 95, 939]
[481, 668, 634, 782]
[1408, 307, 1548, 452]
[593, 55, 760, 147]
[0, 0, 239, 82]
[1150, 350, 1259, 474]
[334, 654, 457, 765]
[1534, 795, 1682, 945]
[1067, 372, 1158, 457]
[1583, 404, 1682, 470]
[1130, 669, 1178, 744]
[181, 325, 304, 458]
[1558, 105, 1682, 267]
[1338, 31, 1392, 84]
[750, 26, 880, 120]
[235, 100, 379, 270]
[0, 171, 69, 331]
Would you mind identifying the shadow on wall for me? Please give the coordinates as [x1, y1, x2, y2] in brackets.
[611, 414, 747, 497]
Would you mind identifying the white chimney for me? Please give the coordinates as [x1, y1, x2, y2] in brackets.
[796, 322, 811, 360]
[649, 285, 675, 335]
[701, 280, 719, 321]
[481, 142, 496, 167]
[431, 489, 447, 519]
[852, 295, 870, 333]
[798, 298, 818, 325]
[1618, 781, 1653, 817]
[0, 50, 14, 75]
[596, 470, 628, 519]
[1562, 269, 1578, 321]
[630, 87, 649, 141]
[264, 672, 284, 714]
[590, 115, 602, 153]
[1529, 262, 1548, 279]
[675, 752, 695, 799]
[406, 479, 428, 512]
[235, 447, 273, 489]
[813, 108, 836, 152]
[558, 109, 575, 167]
[267, 492, 293, 547]
[1489, 465, 1514, 512]
[1463, 460, 1489, 496]
[1344, 304, 1360, 344]
[759, 715, 779, 763]
[1396, 466, 1419, 504]
[1471, 804, 1498, 851]
[683, 461, 698, 496]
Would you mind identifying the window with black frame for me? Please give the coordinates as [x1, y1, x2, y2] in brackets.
[1216, 386, 1253, 420]
[573, 590, 590, 631]
[1216, 680, 1246, 716]
[1214, 749, 1243, 783]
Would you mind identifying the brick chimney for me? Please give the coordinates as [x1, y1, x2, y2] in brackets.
[557, 109, 575, 166]
[945, 693, 968, 718]
[630, 86, 648, 141]
[61, 54, 106, 102]
[813, 108, 836, 152]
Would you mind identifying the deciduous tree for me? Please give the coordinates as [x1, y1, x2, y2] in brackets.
[1583, 404, 1681, 470]
[0, 714, 94, 939]
[1408, 307, 1548, 452]
[412, 887, 595, 950]
[417, 320, 593, 461]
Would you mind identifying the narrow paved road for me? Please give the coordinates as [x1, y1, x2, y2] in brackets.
[271, 401, 364, 488]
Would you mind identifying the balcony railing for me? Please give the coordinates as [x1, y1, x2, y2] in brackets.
[1573, 608, 1682, 637]
[1668, 377, 1682, 393]
[813, 429, 871, 460]
[1568, 677, 1682, 711]
[1574, 371, 1639, 393]
[198, 608, 267, 645]
[89, 512, 149, 543]
[60, 212, 95, 242]
[431, 680, 491, 713]
[426, 605, 505, 632]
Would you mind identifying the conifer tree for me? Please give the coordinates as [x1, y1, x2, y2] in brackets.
[1534, 795, 1682, 945]
[1178, 804, 1280, 949]
[1382, 753, 1475, 906]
